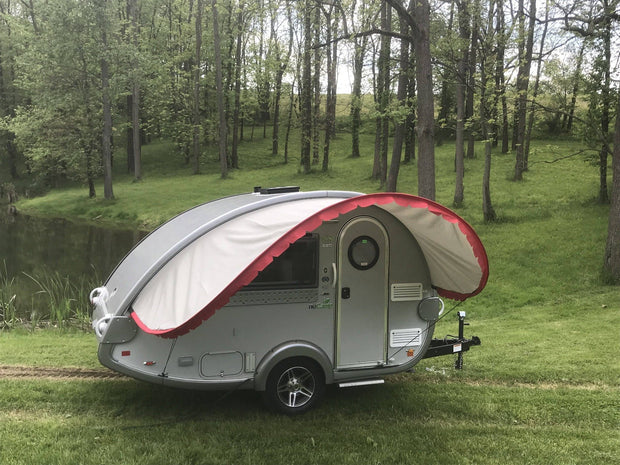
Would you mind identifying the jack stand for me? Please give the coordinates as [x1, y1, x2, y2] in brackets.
[455, 311, 468, 370]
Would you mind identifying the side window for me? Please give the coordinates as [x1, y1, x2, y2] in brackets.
[246, 234, 319, 289]
[348, 235, 379, 270]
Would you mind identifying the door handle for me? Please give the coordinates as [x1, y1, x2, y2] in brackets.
[331, 262, 337, 288]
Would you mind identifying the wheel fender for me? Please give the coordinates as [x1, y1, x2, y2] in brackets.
[254, 341, 333, 391]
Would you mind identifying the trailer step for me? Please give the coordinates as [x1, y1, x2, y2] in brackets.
[338, 379, 385, 388]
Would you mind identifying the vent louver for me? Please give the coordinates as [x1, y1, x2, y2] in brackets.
[390, 328, 422, 347]
[391, 283, 423, 301]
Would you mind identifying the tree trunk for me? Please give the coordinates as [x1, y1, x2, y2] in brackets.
[23, 0, 39, 34]
[255, 1, 269, 138]
[387, 7, 411, 192]
[564, 40, 584, 133]
[0, 42, 19, 179]
[350, 37, 366, 158]
[436, 0, 454, 147]
[192, 0, 202, 175]
[373, 1, 390, 185]
[128, 0, 141, 181]
[603, 91, 620, 282]
[273, 4, 293, 159]
[6, 134, 19, 180]
[373, 113, 382, 179]
[212, 0, 228, 178]
[272, 62, 284, 157]
[131, 82, 141, 180]
[126, 95, 135, 173]
[284, 73, 297, 165]
[372, 21, 381, 179]
[454, 0, 469, 206]
[524, 0, 549, 167]
[231, 9, 243, 168]
[412, 0, 435, 200]
[597, 2, 611, 203]
[0, 41, 19, 180]
[271, 0, 289, 159]
[300, 0, 312, 174]
[312, 5, 321, 165]
[86, 148, 97, 199]
[101, 31, 114, 200]
[465, 1, 478, 160]
[404, 70, 416, 163]
[322, 7, 337, 172]
[494, 0, 509, 153]
[481, 0, 496, 221]
[482, 120, 495, 221]
[513, 0, 535, 181]
[327, 11, 338, 141]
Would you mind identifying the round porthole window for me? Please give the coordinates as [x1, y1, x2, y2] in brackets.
[348, 236, 380, 270]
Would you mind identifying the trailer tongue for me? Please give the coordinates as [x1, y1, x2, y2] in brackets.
[423, 311, 481, 369]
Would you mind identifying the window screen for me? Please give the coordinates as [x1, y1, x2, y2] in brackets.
[246, 234, 319, 289]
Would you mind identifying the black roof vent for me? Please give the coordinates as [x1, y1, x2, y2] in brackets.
[258, 186, 301, 195]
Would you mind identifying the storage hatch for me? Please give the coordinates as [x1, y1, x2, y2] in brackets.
[200, 352, 243, 378]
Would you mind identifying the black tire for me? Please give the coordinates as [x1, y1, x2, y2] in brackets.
[262, 357, 325, 415]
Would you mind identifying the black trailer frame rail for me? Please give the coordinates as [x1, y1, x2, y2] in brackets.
[423, 311, 481, 369]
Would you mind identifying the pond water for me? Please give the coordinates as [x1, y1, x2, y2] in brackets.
[0, 210, 146, 280]
[0, 209, 147, 321]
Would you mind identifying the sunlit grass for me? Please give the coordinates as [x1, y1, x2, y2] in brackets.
[16, 132, 604, 230]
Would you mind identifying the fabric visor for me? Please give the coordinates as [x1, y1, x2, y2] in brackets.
[131, 193, 488, 337]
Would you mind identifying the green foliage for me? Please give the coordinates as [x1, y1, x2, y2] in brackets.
[5, 0, 117, 189]
[9, 105, 99, 186]
[537, 58, 582, 134]
[0, 263, 18, 329]
[24, 271, 93, 329]
[0, 265, 99, 331]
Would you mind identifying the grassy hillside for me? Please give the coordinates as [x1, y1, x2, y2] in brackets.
[15, 132, 607, 229]
[2, 133, 619, 464]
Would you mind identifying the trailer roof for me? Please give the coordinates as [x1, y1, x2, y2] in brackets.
[124, 192, 488, 337]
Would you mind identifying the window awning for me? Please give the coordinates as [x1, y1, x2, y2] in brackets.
[131, 193, 488, 337]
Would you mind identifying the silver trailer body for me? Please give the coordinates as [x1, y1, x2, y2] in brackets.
[91, 189, 487, 413]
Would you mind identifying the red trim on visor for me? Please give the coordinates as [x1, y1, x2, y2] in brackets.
[132, 193, 488, 338]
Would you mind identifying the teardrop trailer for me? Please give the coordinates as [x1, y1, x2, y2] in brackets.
[90, 188, 488, 414]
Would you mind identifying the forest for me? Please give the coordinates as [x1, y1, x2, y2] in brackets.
[0, 0, 619, 279]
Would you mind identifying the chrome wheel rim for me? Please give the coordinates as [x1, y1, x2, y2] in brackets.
[276, 366, 315, 408]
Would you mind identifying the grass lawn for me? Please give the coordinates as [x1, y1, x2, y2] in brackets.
[2, 132, 620, 464]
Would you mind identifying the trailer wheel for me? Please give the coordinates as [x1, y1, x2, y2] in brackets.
[263, 357, 325, 415]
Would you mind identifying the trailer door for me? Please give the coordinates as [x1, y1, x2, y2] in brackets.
[336, 217, 389, 369]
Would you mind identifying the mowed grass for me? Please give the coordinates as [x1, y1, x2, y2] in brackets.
[0, 373, 618, 465]
[3, 132, 620, 464]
